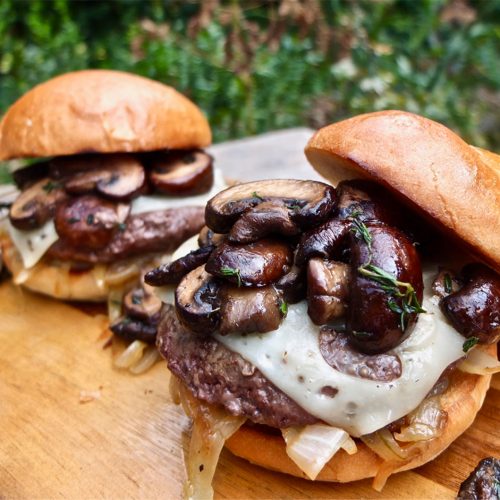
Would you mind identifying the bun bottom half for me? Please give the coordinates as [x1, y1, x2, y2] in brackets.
[1, 234, 152, 302]
[225, 365, 492, 483]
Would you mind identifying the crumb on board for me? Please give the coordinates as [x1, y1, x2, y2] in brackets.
[79, 389, 102, 404]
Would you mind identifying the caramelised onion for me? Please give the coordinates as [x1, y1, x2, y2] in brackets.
[281, 424, 357, 480]
[176, 380, 246, 500]
[104, 258, 141, 286]
[361, 428, 418, 491]
[113, 339, 147, 369]
[107, 288, 125, 323]
[458, 345, 500, 375]
[129, 345, 161, 374]
[394, 396, 447, 442]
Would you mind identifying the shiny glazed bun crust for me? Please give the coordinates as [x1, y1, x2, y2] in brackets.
[225, 365, 492, 483]
[305, 111, 500, 273]
[0, 70, 212, 161]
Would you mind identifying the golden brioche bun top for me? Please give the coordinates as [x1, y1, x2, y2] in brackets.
[305, 110, 500, 273]
[0, 70, 211, 160]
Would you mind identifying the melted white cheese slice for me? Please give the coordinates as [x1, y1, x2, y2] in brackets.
[7, 219, 59, 269]
[130, 168, 227, 215]
[214, 271, 465, 436]
[7, 170, 227, 269]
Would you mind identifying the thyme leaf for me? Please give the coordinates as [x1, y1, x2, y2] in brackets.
[444, 273, 452, 294]
[359, 263, 426, 329]
[349, 210, 372, 253]
[42, 180, 62, 193]
[279, 300, 288, 316]
[220, 266, 242, 287]
[251, 191, 264, 202]
[463, 336, 479, 353]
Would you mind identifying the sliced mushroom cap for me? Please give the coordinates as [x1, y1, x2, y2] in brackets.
[205, 239, 293, 287]
[54, 154, 146, 201]
[205, 179, 336, 233]
[9, 177, 66, 230]
[228, 200, 300, 244]
[110, 317, 158, 344]
[175, 265, 221, 334]
[440, 264, 500, 344]
[197, 225, 226, 248]
[123, 286, 162, 322]
[296, 218, 349, 265]
[274, 264, 306, 304]
[219, 286, 282, 335]
[148, 150, 213, 196]
[12, 160, 50, 189]
[144, 245, 215, 286]
[54, 195, 130, 250]
[307, 259, 350, 325]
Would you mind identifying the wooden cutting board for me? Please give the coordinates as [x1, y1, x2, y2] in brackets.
[1, 129, 499, 498]
[0, 280, 499, 499]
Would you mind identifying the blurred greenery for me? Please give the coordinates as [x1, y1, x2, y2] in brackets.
[0, 0, 499, 154]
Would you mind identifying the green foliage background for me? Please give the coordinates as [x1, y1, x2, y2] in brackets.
[1, 0, 499, 151]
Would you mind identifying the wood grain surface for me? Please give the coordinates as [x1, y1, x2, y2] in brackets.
[0, 280, 499, 499]
[1, 129, 499, 498]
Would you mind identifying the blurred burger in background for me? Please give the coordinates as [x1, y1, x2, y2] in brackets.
[0, 69, 225, 371]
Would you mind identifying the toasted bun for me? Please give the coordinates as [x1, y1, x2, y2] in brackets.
[1, 234, 110, 301]
[305, 111, 500, 273]
[225, 364, 492, 483]
[0, 70, 211, 161]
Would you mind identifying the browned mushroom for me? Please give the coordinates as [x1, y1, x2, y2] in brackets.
[319, 326, 402, 382]
[12, 160, 50, 189]
[175, 265, 221, 334]
[307, 258, 350, 325]
[205, 179, 337, 233]
[144, 245, 215, 286]
[336, 180, 405, 226]
[440, 264, 500, 344]
[9, 177, 67, 230]
[54, 195, 130, 250]
[295, 218, 349, 265]
[53, 154, 146, 201]
[148, 150, 213, 196]
[275, 264, 306, 304]
[219, 286, 282, 335]
[228, 200, 300, 243]
[110, 317, 158, 344]
[348, 223, 424, 354]
[198, 225, 226, 247]
[123, 285, 162, 322]
[205, 239, 293, 287]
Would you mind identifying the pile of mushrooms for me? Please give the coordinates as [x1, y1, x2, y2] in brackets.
[146, 178, 500, 355]
[9, 150, 213, 247]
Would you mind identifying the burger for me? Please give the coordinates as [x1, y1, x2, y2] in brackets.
[145, 110, 500, 498]
[0, 70, 227, 365]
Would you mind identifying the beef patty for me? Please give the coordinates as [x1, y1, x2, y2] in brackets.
[157, 304, 318, 428]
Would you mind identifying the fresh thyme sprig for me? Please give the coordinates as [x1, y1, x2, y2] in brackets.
[220, 266, 242, 287]
[349, 211, 372, 252]
[358, 263, 426, 329]
[251, 191, 264, 202]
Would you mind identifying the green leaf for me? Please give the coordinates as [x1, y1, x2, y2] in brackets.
[463, 336, 479, 353]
